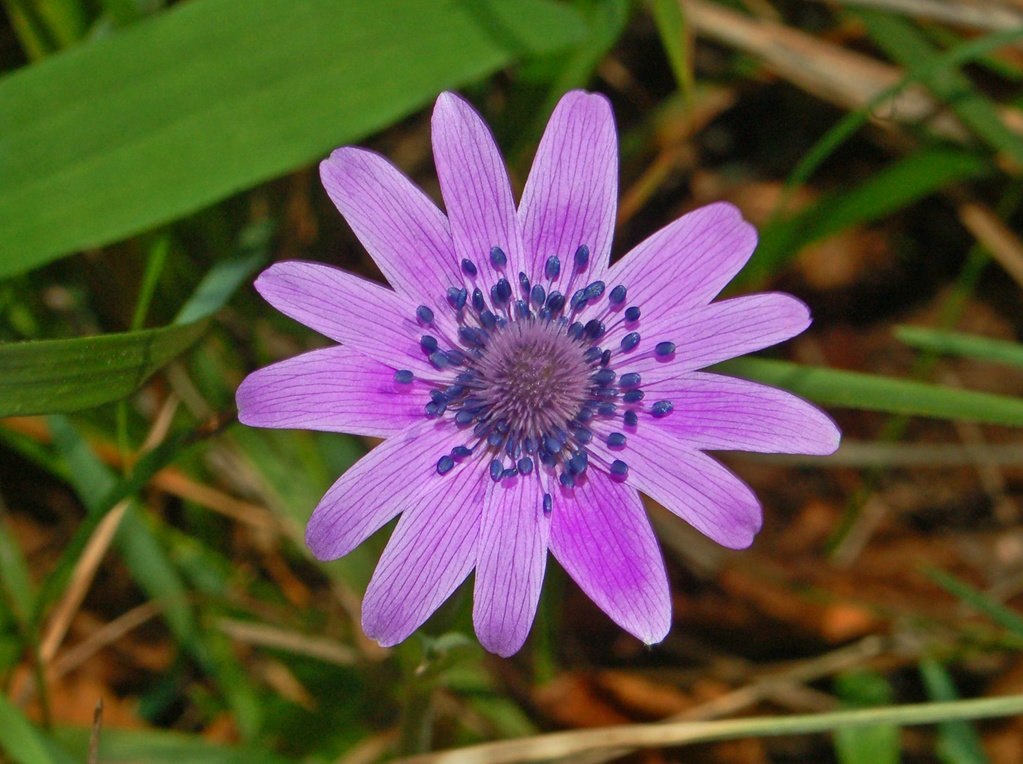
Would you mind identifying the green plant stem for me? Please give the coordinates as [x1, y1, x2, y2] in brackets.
[826, 184, 1019, 553]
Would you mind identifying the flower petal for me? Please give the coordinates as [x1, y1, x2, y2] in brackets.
[473, 474, 551, 657]
[362, 467, 487, 647]
[605, 202, 757, 324]
[644, 372, 841, 455]
[255, 261, 437, 376]
[320, 147, 459, 306]
[432, 92, 525, 283]
[618, 293, 812, 375]
[519, 90, 617, 285]
[592, 425, 762, 549]
[305, 420, 454, 560]
[548, 471, 670, 645]
[236, 345, 426, 438]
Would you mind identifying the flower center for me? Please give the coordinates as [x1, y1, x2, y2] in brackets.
[391, 245, 676, 501]
[475, 319, 590, 443]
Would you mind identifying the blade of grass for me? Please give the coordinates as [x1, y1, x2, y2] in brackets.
[0, 215, 271, 417]
[749, 146, 990, 281]
[648, 0, 694, 107]
[896, 327, 1023, 370]
[920, 658, 991, 764]
[45, 417, 265, 738]
[0, 693, 78, 764]
[715, 357, 1023, 426]
[926, 568, 1023, 640]
[855, 9, 1023, 169]
[833, 671, 900, 764]
[0, 319, 209, 417]
[173, 218, 273, 325]
[54, 726, 299, 764]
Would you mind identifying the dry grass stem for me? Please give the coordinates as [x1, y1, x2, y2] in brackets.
[218, 618, 361, 666]
[50, 600, 165, 679]
[556, 637, 887, 764]
[803, 0, 1023, 31]
[958, 201, 1023, 289]
[391, 695, 1023, 764]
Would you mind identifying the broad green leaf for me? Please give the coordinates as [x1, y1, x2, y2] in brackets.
[0, 319, 208, 417]
[920, 658, 990, 764]
[0, 693, 78, 764]
[717, 357, 1023, 426]
[896, 326, 1023, 370]
[0, 0, 585, 277]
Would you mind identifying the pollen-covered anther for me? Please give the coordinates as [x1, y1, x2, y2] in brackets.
[474, 319, 592, 442]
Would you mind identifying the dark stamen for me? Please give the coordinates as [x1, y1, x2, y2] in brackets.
[651, 400, 674, 418]
[574, 244, 589, 269]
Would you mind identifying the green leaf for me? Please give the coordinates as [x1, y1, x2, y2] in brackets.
[46, 417, 264, 738]
[856, 10, 1023, 168]
[920, 658, 991, 764]
[648, 0, 694, 104]
[746, 147, 990, 284]
[0, 0, 585, 277]
[0, 320, 208, 417]
[0, 692, 78, 764]
[896, 326, 1023, 370]
[833, 672, 901, 764]
[716, 357, 1023, 426]
[54, 726, 299, 764]
[174, 219, 273, 325]
[927, 568, 1023, 641]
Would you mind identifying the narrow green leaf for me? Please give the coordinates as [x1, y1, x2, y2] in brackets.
[896, 326, 1023, 370]
[927, 568, 1023, 641]
[747, 147, 990, 283]
[833, 672, 901, 764]
[0, 510, 35, 627]
[0, 692, 78, 764]
[647, 0, 694, 104]
[920, 658, 991, 764]
[716, 357, 1023, 426]
[47, 417, 264, 738]
[0, 319, 208, 417]
[173, 219, 273, 325]
[54, 726, 298, 764]
[856, 10, 1023, 168]
[0, 0, 585, 277]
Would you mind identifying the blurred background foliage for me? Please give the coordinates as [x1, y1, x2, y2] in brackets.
[4, 0, 1023, 761]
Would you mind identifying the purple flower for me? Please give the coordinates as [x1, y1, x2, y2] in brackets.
[236, 91, 840, 656]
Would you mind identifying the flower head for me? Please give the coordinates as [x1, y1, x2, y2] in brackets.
[237, 91, 840, 656]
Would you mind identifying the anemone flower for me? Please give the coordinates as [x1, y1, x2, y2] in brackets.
[236, 90, 840, 657]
